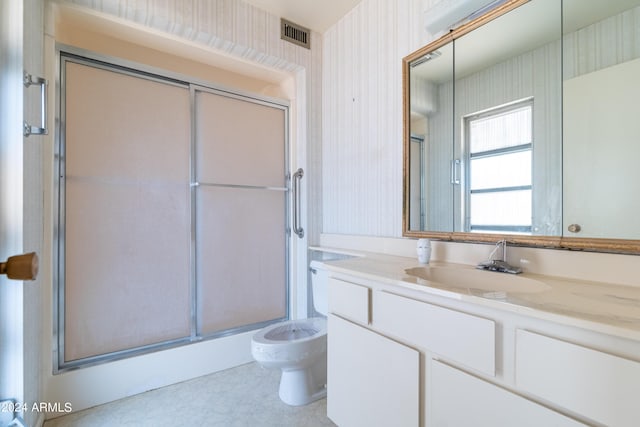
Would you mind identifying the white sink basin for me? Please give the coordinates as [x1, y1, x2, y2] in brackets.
[405, 265, 551, 294]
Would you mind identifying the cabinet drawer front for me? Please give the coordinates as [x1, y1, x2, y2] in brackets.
[328, 277, 370, 325]
[374, 291, 495, 376]
[516, 329, 640, 427]
[431, 360, 586, 427]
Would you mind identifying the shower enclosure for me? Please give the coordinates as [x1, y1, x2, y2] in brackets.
[56, 49, 291, 370]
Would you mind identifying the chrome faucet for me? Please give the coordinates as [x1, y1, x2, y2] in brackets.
[476, 239, 522, 274]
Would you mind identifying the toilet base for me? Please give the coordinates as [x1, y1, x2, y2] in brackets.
[278, 357, 327, 406]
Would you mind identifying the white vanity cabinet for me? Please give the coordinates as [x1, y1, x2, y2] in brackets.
[326, 268, 640, 427]
[327, 278, 420, 427]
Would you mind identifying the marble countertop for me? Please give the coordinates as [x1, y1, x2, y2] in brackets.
[316, 251, 640, 341]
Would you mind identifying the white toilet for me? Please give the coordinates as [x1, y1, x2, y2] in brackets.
[251, 261, 329, 406]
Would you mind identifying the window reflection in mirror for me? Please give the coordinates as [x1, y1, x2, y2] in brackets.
[465, 99, 533, 234]
[406, 0, 562, 236]
[453, 0, 561, 235]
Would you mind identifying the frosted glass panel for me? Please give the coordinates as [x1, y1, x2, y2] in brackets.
[195, 87, 288, 335]
[65, 63, 190, 181]
[196, 186, 286, 334]
[63, 60, 191, 362]
[65, 181, 191, 360]
[195, 90, 286, 187]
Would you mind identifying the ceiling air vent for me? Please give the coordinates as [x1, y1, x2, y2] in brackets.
[281, 18, 311, 49]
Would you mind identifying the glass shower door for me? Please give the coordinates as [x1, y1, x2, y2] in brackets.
[60, 58, 192, 366]
[58, 53, 291, 370]
[194, 88, 289, 336]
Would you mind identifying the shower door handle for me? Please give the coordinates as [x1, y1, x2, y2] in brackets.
[292, 168, 304, 238]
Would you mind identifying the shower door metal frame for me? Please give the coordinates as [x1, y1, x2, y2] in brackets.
[54, 45, 291, 372]
[189, 83, 291, 340]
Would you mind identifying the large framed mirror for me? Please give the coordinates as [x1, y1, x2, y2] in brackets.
[403, 0, 640, 253]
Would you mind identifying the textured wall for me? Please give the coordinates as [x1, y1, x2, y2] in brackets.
[322, 0, 432, 237]
[564, 5, 640, 78]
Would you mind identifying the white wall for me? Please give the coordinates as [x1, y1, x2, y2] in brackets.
[0, 0, 26, 423]
[322, 0, 430, 236]
[24, 0, 46, 426]
[1, 1, 44, 426]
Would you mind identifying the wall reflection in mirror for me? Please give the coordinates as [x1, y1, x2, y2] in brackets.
[405, 0, 640, 246]
[562, 0, 640, 239]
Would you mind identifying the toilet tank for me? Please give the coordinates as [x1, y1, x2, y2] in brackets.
[310, 260, 329, 316]
[310, 253, 356, 316]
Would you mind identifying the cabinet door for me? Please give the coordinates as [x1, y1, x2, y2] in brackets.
[431, 360, 586, 427]
[327, 314, 420, 427]
[516, 329, 640, 427]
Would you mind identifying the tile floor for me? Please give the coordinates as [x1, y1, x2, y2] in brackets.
[43, 362, 336, 427]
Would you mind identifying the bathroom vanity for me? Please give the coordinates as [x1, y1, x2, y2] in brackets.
[323, 254, 640, 427]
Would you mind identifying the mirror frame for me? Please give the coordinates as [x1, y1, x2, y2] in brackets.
[402, 0, 640, 254]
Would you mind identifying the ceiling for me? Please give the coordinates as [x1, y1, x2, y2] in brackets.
[242, 0, 364, 33]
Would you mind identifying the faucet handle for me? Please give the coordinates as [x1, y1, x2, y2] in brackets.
[486, 239, 506, 262]
[498, 239, 507, 262]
